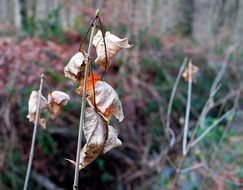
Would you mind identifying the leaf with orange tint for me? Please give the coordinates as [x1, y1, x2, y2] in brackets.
[76, 72, 100, 99]
[85, 80, 124, 122]
[65, 107, 122, 170]
[182, 64, 199, 83]
[92, 30, 132, 70]
[65, 107, 107, 170]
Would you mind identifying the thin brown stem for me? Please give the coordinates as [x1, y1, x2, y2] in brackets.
[90, 62, 97, 110]
[23, 74, 44, 190]
[43, 77, 53, 92]
[97, 16, 109, 79]
[79, 16, 98, 52]
[73, 9, 99, 190]
[170, 155, 187, 189]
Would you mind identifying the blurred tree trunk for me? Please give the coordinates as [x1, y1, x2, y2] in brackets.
[175, 0, 194, 36]
[19, 0, 26, 24]
[0, 0, 242, 45]
[233, 0, 243, 43]
[13, 0, 21, 28]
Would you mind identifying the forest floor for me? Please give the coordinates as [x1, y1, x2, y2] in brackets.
[0, 30, 242, 190]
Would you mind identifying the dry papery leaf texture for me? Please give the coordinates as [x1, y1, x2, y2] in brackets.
[76, 72, 124, 122]
[27, 90, 48, 129]
[48, 91, 70, 119]
[87, 80, 124, 122]
[67, 75, 124, 170]
[182, 64, 199, 82]
[64, 51, 87, 81]
[76, 72, 100, 97]
[66, 107, 121, 170]
[92, 30, 132, 70]
[27, 90, 70, 127]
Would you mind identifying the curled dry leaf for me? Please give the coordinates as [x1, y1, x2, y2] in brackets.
[182, 64, 199, 83]
[48, 91, 70, 119]
[64, 51, 87, 81]
[27, 90, 48, 128]
[103, 125, 122, 153]
[92, 30, 132, 70]
[66, 107, 122, 170]
[76, 72, 100, 97]
[82, 80, 124, 122]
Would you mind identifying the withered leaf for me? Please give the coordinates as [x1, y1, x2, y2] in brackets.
[66, 107, 107, 170]
[85, 81, 124, 122]
[92, 30, 132, 70]
[27, 90, 48, 128]
[76, 72, 100, 97]
[48, 91, 70, 119]
[66, 107, 122, 170]
[64, 51, 87, 81]
[103, 125, 122, 153]
[182, 64, 199, 83]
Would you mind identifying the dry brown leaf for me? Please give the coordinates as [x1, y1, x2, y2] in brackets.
[66, 107, 107, 170]
[64, 51, 87, 81]
[48, 91, 70, 119]
[26, 90, 48, 128]
[83, 81, 124, 122]
[103, 125, 122, 153]
[182, 64, 199, 82]
[92, 30, 132, 70]
[76, 72, 100, 97]
[65, 107, 122, 170]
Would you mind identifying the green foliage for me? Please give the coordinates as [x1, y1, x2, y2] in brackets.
[18, 87, 33, 121]
[195, 118, 224, 145]
[224, 180, 238, 190]
[21, 15, 37, 37]
[41, 63, 66, 83]
[20, 7, 66, 43]
[37, 130, 57, 155]
[100, 172, 113, 183]
[150, 36, 161, 51]
[38, 7, 66, 43]
[72, 15, 89, 36]
[95, 158, 113, 183]
[0, 150, 24, 190]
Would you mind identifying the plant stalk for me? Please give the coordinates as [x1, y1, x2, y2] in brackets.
[182, 60, 192, 156]
[73, 9, 99, 190]
[23, 74, 44, 190]
[166, 57, 188, 146]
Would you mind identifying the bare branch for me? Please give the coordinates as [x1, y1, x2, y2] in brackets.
[183, 60, 192, 155]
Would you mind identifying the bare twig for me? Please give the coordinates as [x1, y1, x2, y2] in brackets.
[166, 57, 188, 147]
[73, 9, 99, 190]
[170, 155, 186, 189]
[23, 74, 44, 190]
[97, 16, 109, 79]
[209, 45, 236, 99]
[183, 60, 192, 155]
[199, 45, 236, 129]
[199, 82, 242, 189]
[189, 110, 233, 148]
[190, 45, 236, 144]
[181, 163, 204, 174]
[32, 171, 64, 190]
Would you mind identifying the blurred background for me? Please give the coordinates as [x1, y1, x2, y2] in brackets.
[0, 0, 243, 189]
